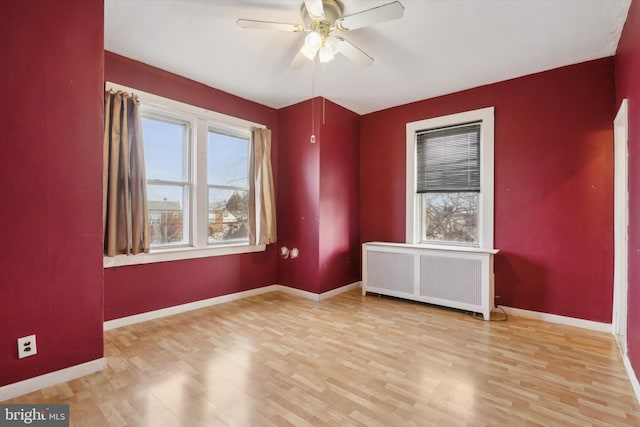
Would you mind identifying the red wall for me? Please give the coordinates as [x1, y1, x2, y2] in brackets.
[318, 100, 361, 293]
[361, 58, 615, 322]
[103, 52, 279, 320]
[277, 98, 361, 293]
[615, 0, 640, 385]
[277, 99, 321, 291]
[0, 0, 105, 386]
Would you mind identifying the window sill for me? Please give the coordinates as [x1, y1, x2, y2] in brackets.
[103, 243, 266, 268]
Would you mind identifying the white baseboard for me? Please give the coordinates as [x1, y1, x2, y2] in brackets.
[319, 281, 362, 300]
[0, 358, 106, 402]
[104, 285, 279, 330]
[623, 352, 640, 406]
[276, 282, 362, 301]
[104, 282, 361, 331]
[274, 285, 320, 300]
[499, 306, 611, 332]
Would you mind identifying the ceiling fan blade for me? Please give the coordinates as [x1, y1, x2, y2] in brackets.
[237, 19, 305, 32]
[335, 1, 404, 31]
[337, 39, 374, 67]
[289, 48, 310, 68]
[304, 0, 325, 20]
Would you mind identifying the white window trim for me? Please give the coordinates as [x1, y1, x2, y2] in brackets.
[405, 106, 495, 250]
[142, 109, 194, 249]
[104, 82, 266, 268]
[103, 244, 266, 268]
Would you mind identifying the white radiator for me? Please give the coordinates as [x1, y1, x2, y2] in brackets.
[362, 242, 498, 320]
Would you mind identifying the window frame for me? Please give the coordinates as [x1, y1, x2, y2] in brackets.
[206, 126, 251, 246]
[104, 82, 266, 268]
[406, 107, 495, 250]
[141, 108, 193, 249]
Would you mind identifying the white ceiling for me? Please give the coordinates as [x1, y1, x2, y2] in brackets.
[105, 0, 630, 115]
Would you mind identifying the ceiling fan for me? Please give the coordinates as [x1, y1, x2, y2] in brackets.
[237, 0, 404, 68]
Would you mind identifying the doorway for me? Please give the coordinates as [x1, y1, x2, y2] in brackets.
[613, 99, 629, 353]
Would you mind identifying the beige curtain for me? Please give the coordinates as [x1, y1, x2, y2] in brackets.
[249, 127, 277, 245]
[103, 90, 149, 256]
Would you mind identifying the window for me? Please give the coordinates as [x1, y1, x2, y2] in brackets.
[207, 130, 250, 244]
[143, 114, 190, 247]
[406, 107, 494, 249]
[104, 82, 266, 267]
[417, 123, 480, 245]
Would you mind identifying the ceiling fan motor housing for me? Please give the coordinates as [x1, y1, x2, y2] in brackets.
[301, 0, 344, 26]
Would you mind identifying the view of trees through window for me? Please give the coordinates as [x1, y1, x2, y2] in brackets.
[207, 130, 249, 244]
[208, 189, 248, 243]
[421, 192, 478, 245]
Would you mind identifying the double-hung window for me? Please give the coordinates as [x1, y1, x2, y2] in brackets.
[207, 129, 250, 244]
[142, 113, 191, 247]
[406, 107, 494, 249]
[104, 82, 265, 267]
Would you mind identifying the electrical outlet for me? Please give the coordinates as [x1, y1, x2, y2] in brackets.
[17, 334, 37, 359]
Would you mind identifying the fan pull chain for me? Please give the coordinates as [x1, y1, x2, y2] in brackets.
[311, 57, 316, 143]
[322, 62, 326, 125]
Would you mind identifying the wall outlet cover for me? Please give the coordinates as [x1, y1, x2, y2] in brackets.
[17, 334, 37, 359]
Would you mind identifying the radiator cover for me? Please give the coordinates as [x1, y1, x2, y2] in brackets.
[362, 242, 498, 320]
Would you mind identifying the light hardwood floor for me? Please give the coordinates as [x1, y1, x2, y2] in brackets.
[3, 290, 640, 426]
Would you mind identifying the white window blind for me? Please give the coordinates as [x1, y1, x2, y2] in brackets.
[416, 123, 481, 193]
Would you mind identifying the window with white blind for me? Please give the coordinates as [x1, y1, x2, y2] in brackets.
[406, 107, 494, 249]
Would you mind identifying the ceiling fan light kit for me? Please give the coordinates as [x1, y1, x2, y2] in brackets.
[318, 36, 341, 63]
[237, 0, 404, 68]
